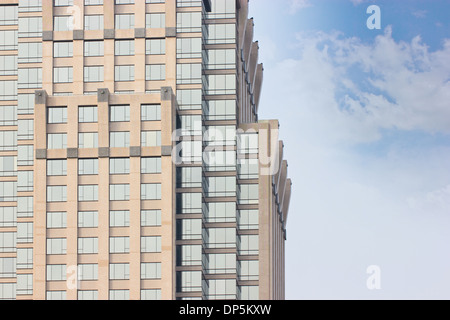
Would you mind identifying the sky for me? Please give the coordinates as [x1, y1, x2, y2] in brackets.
[248, 0, 450, 299]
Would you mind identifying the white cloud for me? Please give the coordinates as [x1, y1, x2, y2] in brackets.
[289, 0, 312, 14]
[265, 28, 450, 146]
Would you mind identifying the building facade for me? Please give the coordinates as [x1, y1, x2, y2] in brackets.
[0, 0, 291, 300]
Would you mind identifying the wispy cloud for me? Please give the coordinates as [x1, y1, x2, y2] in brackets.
[289, 0, 312, 14]
[412, 9, 427, 18]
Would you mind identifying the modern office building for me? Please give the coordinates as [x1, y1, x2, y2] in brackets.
[0, 0, 292, 300]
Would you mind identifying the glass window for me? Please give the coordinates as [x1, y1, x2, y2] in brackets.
[0, 257, 16, 278]
[239, 286, 259, 300]
[115, 40, 134, 56]
[17, 171, 33, 192]
[0, 232, 16, 253]
[78, 132, 98, 148]
[141, 157, 161, 174]
[176, 37, 201, 59]
[110, 132, 130, 148]
[110, 184, 130, 201]
[54, 16, 73, 31]
[0, 131, 17, 151]
[238, 184, 259, 204]
[238, 234, 259, 255]
[176, 12, 201, 33]
[0, 207, 16, 227]
[84, 66, 104, 82]
[110, 238, 129, 254]
[84, 41, 104, 57]
[78, 159, 98, 175]
[78, 264, 98, 281]
[115, 65, 134, 81]
[115, 14, 134, 29]
[78, 211, 98, 228]
[17, 119, 34, 140]
[115, 0, 134, 3]
[204, 100, 236, 120]
[110, 158, 130, 174]
[206, 24, 236, 44]
[47, 264, 66, 281]
[79, 106, 98, 123]
[204, 227, 236, 248]
[141, 104, 161, 121]
[146, 13, 165, 28]
[53, 67, 73, 83]
[205, 253, 236, 274]
[206, 74, 236, 95]
[110, 263, 130, 280]
[176, 89, 201, 110]
[109, 290, 129, 300]
[176, 193, 202, 214]
[141, 236, 161, 253]
[17, 248, 33, 269]
[0, 5, 18, 26]
[46, 291, 66, 300]
[16, 274, 33, 295]
[238, 260, 259, 281]
[146, 64, 165, 81]
[84, 15, 103, 30]
[141, 131, 161, 147]
[54, 0, 73, 6]
[141, 289, 161, 300]
[141, 210, 161, 227]
[18, 94, 35, 115]
[78, 185, 98, 202]
[0, 156, 16, 177]
[47, 186, 67, 202]
[206, 279, 236, 299]
[17, 221, 33, 243]
[47, 159, 67, 176]
[19, 0, 42, 13]
[18, 68, 42, 89]
[78, 290, 98, 300]
[17, 145, 34, 166]
[85, 0, 103, 5]
[0, 56, 17, 76]
[47, 212, 67, 229]
[141, 183, 161, 200]
[18, 17, 42, 38]
[141, 263, 161, 279]
[179, 115, 202, 136]
[18, 42, 42, 63]
[48, 107, 67, 124]
[176, 167, 201, 188]
[110, 211, 130, 227]
[17, 196, 33, 218]
[177, 219, 201, 240]
[176, 271, 201, 292]
[238, 209, 259, 230]
[204, 150, 236, 172]
[177, 245, 201, 266]
[206, 49, 236, 69]
[0, 80, 17, 101]
[53, 42, 73, 58]
[47, 238, 67, 255]
[177, 63, 201, 84]
[0, 30, 18, 51]
[146, 39, 165, 55]
[78, 237, 98, 254]
[205, 202, 236, 223]
[110, 105, 130, 122]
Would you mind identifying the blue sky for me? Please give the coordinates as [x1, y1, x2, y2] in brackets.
[249, 0, 450, 299]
